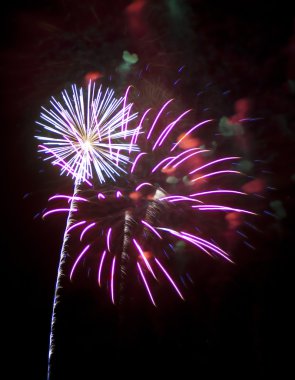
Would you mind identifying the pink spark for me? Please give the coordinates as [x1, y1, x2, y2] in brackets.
[141, 220, 162, 239]
[152, 109, 191, 150]
[136, 108, 151, 139]
[173, 150, 209, 168]
[163, 148, 201, 168]
[170, 119, 213, 152]
[111, 256, 116, 304]
[151, 156, 174, 174]
[159, 195, 203, 203]
[66, 220, 86, 233]
[129, 108, 151, 152]
[135, 182, 153, 191]
[159, 227, 233, 263]
[128, 129, 138, 153]
[190, 190, 246, 197]
[189, 157, 240, 175]
[137, 262, 157, 307]
[181, 231, 234, 263]
[192, 205, 256, 215]
[116, 191, 123, 198]
[43, 208, 77, 219]
[154, 258, 184, 300]
[147, 99, 174, 139]
[97, 193, 106, 200]
[98, 250, 107, 287]
[80, 222, 96, 241]
[133, 239, 157, 279]
[48, 195, 88, 202]
[131, 152, 147, 173]
[192, 170, 241, 182]
[107, 228, 112, 252]
[70, 244, 91, 281]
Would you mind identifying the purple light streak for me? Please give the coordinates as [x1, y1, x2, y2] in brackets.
[66, 220, 86, 233]
[80, 222, 96, 241]
[152, 109, 191, 150]
[137, 262, 156, 307]
[111, 257, 116, 304]
[131, 152, 147, 173]
[155, 258, 184, 300]
[147, 99, 174, 139]
[170, 119, 213, 152]
[43, 208, 77, 219]
[192, 170, 241, 182]
[133, 239, 157, 279]
[141, 220, 163, 239]
[106, 228, 112, 252]
[70, 244, 91, 281]
[189, 157, 240, 175]
[98, 250, 107, 287]
[135, 182, 153, 191]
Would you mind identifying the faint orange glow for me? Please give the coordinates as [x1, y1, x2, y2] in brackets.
[225, 212, 243, 230]
[177, 133, 201, 149]
[129, 191, 142, 201]
[138, 250, 152, 260]
[161, 165, 176, 175]
[242, 178, 266, 193]
[84, 71, 103, 84]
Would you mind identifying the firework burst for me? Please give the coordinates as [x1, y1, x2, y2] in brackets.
[35, 82, 139, 185]
[43, 97, 255, 308]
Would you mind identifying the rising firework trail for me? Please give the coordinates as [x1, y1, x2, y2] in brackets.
[36, 82, 138, 380]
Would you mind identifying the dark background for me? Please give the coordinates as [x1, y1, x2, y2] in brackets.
[2, 1, 294, 379]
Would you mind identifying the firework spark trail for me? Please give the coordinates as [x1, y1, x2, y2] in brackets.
[98, 250, 107, 287]
[137, 262, 157, 306]
[46, 182, 79, 380]
[133, 238, 157, 279]
[36, 83, 139, 380]
[80, 222, 96, 241]
[152, 109, 192, 150]
[155, 258, 184, 300]
[118, 211, 133, 306]
[111, 257, 116, 304]
[170, 119, 213, 151]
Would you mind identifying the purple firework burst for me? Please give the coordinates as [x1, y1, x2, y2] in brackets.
[43, 96, 255, 307]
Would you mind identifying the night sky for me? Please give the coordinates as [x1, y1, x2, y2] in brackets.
[3, 1, 294, 379]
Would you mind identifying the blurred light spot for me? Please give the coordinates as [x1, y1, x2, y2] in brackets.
[225, 212, 243, 230]
[166, 176, 179, 184]
[84, 71, 103, 84]
[270, 200, 287, 220]
[242, 178, 266, 194]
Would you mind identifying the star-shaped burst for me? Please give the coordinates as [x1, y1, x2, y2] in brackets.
[35, 83, 139, 185]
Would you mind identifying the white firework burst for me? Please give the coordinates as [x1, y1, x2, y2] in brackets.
[35, 82, 139, 185]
